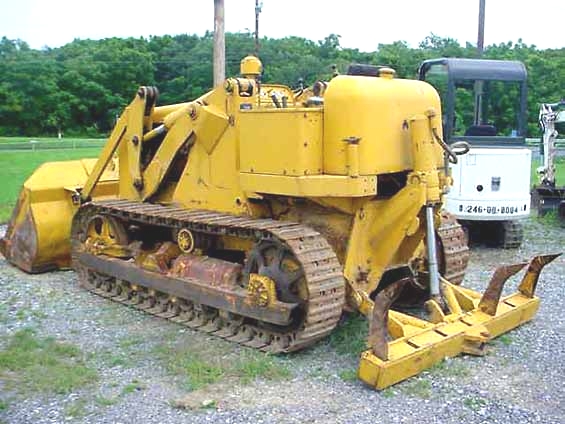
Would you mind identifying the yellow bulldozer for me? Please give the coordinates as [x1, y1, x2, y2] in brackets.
[0, 56, 559, 389]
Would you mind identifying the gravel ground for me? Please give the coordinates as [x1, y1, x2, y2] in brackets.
[0, 218, 564, 424]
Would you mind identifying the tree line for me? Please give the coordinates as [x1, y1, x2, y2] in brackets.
[0, 32, 563, 137]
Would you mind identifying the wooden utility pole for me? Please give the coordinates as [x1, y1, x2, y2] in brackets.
[213, 0, 225, 86]
[255, 0, 262, 56]
[477, 0, 486, 57]
[474, 0, 486, 124]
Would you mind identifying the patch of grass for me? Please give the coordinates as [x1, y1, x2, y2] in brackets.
[0, 304, 8, 324]
[338, 368, 358, 382]
[428, 358, 470, 378]
[154, 341, 225, 390]
[0, 147, 101, 223]
[328, 314, 368, 356]
[401, 379, 432, 399]
[179, 356, 224, 391]
[155, 340, 291, 391]
[94, 396, 118, 407]
[463, 396, 487, 410]
[497, 334, 513, 346]
[307, 365, 332, 379]
[118, 335, 145, 349]
[428, 360, 447, 373]
[0, 328, 98, 395]
[535, 210, 562, 227]
[13, 307, 46, 321]
[31, 310, 48, 320]
[0, 399, 8, 411]
[531, 157, 565, 227]
[121, 380, 146, 396]
[106, 353, 130, 368]
[91, 335, 144, 369]
[382, 388, 395, 398]
[65, 398, 88, 419]
[531, 156, 565, 186]
[235, 351, 291, 383]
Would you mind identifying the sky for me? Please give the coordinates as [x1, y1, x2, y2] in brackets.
[1, 0, 564, 52]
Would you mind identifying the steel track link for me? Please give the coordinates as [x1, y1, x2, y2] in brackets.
[71, 200, 345, 353]
[437, 211, 470, 284]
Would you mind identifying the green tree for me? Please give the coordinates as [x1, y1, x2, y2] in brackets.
[0, 33, 563, 137]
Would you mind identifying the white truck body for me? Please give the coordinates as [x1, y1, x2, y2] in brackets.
[445, 147, 531, 221]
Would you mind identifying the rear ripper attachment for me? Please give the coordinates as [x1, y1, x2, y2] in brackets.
[359, 253, 560, 389]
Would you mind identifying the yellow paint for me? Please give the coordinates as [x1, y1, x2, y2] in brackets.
[323, 75, 444, 176]
[152, 103, 192, 123]
[177, 229, 195, 253]
[194, 103, 229, 154]
[81, 116, 126, 201]
[240, 55, 263, 78]
[247, 273, 277, 307]
[359, 290, 541, 390]
[0, 159, 118, 272]
[240, 173, 377, 198]
[344, 182, 428, 294]
[141, 113, 195, 201]
[119, 96, 146, 200]
[409, 112, 442, 203]
[239, 109, 323, 176]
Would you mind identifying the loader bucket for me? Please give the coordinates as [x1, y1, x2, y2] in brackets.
[358, 254, 561, 390]
[0, 159, 118, 273]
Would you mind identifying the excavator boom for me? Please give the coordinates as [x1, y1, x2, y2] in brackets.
[532, 100, 565, 222]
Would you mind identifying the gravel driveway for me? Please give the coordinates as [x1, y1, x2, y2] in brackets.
[0, 218, 564, 424]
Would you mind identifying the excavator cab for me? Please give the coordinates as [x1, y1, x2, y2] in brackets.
[419, 58, 532, 248]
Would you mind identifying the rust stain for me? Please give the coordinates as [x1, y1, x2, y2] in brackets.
[136, 242, 181, 273]
[368, 278, 409, 360]
[1, 206, 40, 273]
[169, 254, 242, 289]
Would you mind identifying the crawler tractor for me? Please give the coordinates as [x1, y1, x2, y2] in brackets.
[0, 57, 559, 389]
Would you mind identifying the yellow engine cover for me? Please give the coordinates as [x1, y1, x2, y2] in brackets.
[239, 108, 323, 176]
[323, 75, 444, 176]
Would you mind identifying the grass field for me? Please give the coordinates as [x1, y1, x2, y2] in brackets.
[0, 147, 101, 222]
[0, 137, 103, 144]
[531, 156, 565, 185]
[0, 137, 105, 152]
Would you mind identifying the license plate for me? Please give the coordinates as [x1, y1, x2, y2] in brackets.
[458, 205, 525, 215]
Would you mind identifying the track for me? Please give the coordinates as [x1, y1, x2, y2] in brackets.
[71, 200, 345, 353]
[437, 211, 470, 284]
[499, 220, 524, 249]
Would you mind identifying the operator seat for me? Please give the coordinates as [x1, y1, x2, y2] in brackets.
[464, 124, 497, 137]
